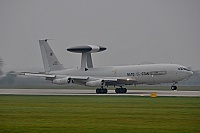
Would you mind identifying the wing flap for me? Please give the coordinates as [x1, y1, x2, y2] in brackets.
[85, 77, 137, 86]
[104, 77, 137, 86]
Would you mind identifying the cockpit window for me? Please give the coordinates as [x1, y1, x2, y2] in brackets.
[178, 67, 191, 71]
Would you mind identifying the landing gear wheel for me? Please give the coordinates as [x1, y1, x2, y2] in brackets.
[103, 88, 108, 94]
[171, 85, 177, 90]
[96, 88, 100, 94]
[124, 88, 127, 93]
[96, 88, 108, 94]
[115, 88, 127, 93]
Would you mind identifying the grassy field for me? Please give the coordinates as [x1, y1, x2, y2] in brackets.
[0, 95, 199, 133]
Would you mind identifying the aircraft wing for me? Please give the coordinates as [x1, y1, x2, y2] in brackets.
[19, 72, 88, 82]
[19, 72, 56, 80]
[19, 72, 137, 86]
[62, 76, 137, 86]
[84, 76, 137, 87]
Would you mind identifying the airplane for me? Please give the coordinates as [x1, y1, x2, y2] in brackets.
[21, 39, 193, 94]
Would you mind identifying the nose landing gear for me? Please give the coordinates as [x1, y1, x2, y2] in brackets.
[171, 82, 178, 90]
[171, 85, 177, 90]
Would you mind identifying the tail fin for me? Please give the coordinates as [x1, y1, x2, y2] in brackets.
[39, 40, 64, 72]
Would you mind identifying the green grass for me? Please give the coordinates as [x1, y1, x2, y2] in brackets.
[0, 95, 199, 133]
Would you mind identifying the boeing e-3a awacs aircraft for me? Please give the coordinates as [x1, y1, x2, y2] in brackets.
[21, 39, 193, 94]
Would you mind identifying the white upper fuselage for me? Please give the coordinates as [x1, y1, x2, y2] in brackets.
[50, 63, 193, 85]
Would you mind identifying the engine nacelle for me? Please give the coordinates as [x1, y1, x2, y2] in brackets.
[52, 77, 72, 85]
[85, 80, 105, 87]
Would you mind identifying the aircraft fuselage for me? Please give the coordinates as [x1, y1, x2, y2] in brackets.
[50, 63, 193, 85]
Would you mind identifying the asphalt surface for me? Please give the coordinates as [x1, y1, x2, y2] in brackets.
[0, 89, 199, 97]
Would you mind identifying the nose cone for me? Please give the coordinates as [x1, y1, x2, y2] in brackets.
[183, 71, 193, 80]
[188, 71, 193, 77]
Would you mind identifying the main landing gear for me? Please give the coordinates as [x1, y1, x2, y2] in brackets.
[96, 87, 127, 94]
[96, 88, 108, 94]
[115, 87, 127, 93]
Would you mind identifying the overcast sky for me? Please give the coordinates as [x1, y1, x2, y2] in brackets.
[0, 0, 200, 72]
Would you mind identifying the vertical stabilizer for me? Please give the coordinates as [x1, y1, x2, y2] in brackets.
[39, 40, 64, 72]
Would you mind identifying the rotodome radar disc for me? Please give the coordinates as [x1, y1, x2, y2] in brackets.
[67, 45, 106, 53]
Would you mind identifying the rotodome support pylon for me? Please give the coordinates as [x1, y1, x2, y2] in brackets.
[67, 45, 106, 70]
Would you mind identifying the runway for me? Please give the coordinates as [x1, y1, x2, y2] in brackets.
[0, 89, 199, 97]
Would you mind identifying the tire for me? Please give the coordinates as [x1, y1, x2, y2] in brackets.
[123, 88, 127, 93]
[115, 88, 127, 93]
[115, 88, 119, 93]
[96, 88, 108, 94]
[171, 86, 177, 90]
[96, 88, 100, 94]
[103, 89, 108, 94]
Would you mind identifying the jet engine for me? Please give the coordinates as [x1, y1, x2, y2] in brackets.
[85, 79, 105, 87]
[52, 77, 72, 85]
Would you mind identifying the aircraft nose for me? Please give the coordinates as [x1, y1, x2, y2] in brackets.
[186, 71, 193, 77]
[189, 71, 193, 76]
